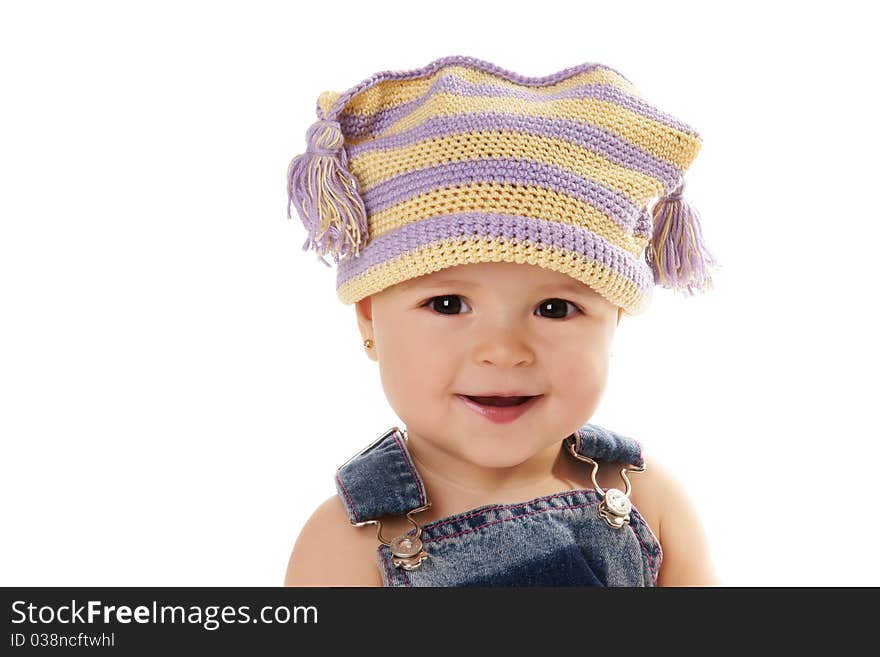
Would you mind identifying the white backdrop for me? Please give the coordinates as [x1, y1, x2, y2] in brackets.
[2, 0, 878, 586]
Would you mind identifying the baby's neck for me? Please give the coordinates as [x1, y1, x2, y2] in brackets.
[404, 436, 588, 524]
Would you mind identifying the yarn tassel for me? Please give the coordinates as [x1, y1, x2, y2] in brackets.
[646, 179, 718, 295]
[287, 118, 369, 267]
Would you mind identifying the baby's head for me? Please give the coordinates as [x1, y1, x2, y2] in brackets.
[354, 260, 623, 468]
[287, 55, 718, 469]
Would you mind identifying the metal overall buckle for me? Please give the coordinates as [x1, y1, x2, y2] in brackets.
[565, 435, 645, 529]
[351, 504, 432, 570]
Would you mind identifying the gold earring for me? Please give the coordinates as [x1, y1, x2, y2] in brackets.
[363, 338, 373, 349]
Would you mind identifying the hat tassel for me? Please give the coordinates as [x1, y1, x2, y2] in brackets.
[646, 179, 718, 295]
[286, 118, 369, 267]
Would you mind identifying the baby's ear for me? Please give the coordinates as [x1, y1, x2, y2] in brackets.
[617, 307, 623, 326]
[355, 297, 374, 342]
[355, 296, 373, 322]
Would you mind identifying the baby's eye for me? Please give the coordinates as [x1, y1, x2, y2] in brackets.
[421, 295, 582, 319]
[535, 298, 582, 319]
[423, 295, 472, 315]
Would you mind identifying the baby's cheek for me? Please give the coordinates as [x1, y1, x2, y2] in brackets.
[554, 350, 608, 401]
[378, 344, 452, 416]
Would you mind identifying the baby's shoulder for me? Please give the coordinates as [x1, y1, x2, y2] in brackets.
[627, 447, 721, 585]
[619, 445, 698, 545]
[284, 494, 384, 587]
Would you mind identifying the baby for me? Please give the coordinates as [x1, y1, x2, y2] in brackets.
[283, 55, 720, 587]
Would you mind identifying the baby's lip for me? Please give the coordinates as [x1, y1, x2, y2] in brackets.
[457, 392, 543, 398]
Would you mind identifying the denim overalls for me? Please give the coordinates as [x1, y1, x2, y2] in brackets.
[335, 423, 662, 587]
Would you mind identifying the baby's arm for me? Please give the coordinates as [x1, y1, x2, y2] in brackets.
[284, 494, 383, 587]
[648, 457, 722, 586]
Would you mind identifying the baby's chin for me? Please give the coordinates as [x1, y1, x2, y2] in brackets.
[441, 426, 562, 470]
[456, 447, 554, 471]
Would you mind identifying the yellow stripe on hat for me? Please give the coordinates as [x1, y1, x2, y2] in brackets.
[363, 182, 650, 259]
[348, 128, 667, 202]
[346, 92, 701, 171]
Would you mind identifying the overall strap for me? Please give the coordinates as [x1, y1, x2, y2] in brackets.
[334, 422, 644, 525]
[572, 422, 645, 468]
[334, 427, 428, 525]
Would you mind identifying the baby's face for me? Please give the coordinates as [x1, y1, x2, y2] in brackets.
[355, 262, 622, 470]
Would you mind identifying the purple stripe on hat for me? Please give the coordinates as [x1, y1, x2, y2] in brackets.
[335, 212, 653, 294]
[340, 71, 699, 141]
[348, 111, 681, 197]
[324, 55, 635, 119]
[359, 157, 641, 235]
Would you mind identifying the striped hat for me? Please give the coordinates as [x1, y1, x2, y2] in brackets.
[286, 55, 718, 315]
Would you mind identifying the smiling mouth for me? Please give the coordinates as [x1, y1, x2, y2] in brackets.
[462, 395, 539, 407]
[455, 393, 544, 423]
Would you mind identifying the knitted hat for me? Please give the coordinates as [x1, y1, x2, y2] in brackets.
[286, 55, 718, 315]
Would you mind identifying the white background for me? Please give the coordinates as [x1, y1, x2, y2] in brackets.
[2, 0, 878, 586]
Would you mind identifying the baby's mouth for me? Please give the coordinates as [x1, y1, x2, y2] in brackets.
[461, 395, 538, 407]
